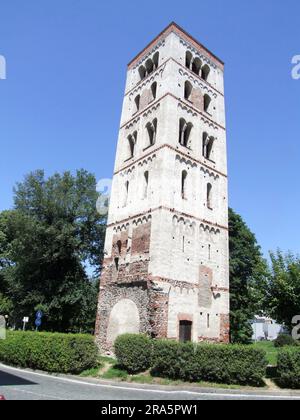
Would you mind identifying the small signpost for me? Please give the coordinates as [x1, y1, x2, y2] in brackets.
[35, 318, 42, 328]
[36, 310, 43, 319]
[35, 310, 43, 331]
[22, 317, 29, 331]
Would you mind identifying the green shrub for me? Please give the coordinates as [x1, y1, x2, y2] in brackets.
[0, 331, 98, 374]
[277, 347, 300, 388]
[274, 334, 298, 348]
[114, 334, 153, 373]
[151, 340, 267, 386]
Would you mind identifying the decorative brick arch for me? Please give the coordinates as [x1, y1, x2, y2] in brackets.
[107, 299, 140, 344]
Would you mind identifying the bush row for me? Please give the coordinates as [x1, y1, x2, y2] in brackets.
[274, 334, 299, 348]
[277, 347, 300, 389]
[0, 331, 99, 374]
[152, 339, 267, 386]
[114, 333, 152, 373]
[114, 334, 268, 386]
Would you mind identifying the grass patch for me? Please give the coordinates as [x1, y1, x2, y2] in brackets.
[99, 355, 116, 365]
[80, 366, 101, 378]
[80, 356, 117, 378]
[196, 381, 258, 390]
[131, 374, 184, 386]
[101, 366, 128, 380]
[252, 341, 278, 366]
[130, 374, 155, 384]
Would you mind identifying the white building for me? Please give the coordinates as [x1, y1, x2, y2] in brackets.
[251, 316, 285, 341]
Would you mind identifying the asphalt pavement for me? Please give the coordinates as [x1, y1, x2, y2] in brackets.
[1, 363, 300, 401]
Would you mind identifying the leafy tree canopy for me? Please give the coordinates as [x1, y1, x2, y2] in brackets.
[264, 250, 300, 331]
[0, 170, 106, 332]
[229, 208, 268, 344]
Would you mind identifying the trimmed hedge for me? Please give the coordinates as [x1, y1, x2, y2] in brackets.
[114, 334, 152, 373]
[151, 340, 267, 386]
[114, 334, 268, 386]
[0, 331, 99, 374]
[274, 334, 298, 348]
[277, 347, 300, 389]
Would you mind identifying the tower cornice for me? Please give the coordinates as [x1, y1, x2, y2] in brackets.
[114, 143, 227, 179]
[107, 206, 228, 232]
[120, 92, 226, 132]
[127, 22, 224, 70]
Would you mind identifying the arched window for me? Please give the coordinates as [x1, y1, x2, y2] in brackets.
[151, 82, 157, 101]
[206, 137, 214, 160]
[143, 171, 149, 199]
[138, 65, 146, 81]
[114, 257, 119, 272]
[202, 132, 214, 160]
[134, 95, 140, 112]
[201, 64, 210, 81]
[145, 58, 154, 76]
[128, 136, 135, 159]
[202, 132, 208, 156]
[207, 183, 212, 209]
[139, 53, 159, 81]
[123, 181, 129, 207]
[204, 94, 211, 113]
[184, 81, 193, 101]
[179, 118, 193, 148]
[146, 118, 157, 146]
[127, 131, 137, 159]
[181, 170, 188, 199]
[185, 51, 193, 69]
[116, 240, 122, 255]
[153, 52, 159, 69]
[192, 57, 202, 76]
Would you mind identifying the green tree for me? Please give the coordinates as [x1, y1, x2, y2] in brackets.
[265, 250, 300, 332]
[229, 208, 268, 344]
[0, 211, 13, 316]
[0, 293, 13, 315]
[0, 170, 106, 332]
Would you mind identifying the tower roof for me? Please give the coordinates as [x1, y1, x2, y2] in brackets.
[128, 22, 224, 69]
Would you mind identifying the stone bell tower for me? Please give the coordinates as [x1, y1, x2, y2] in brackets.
[96, 22, 229, 352]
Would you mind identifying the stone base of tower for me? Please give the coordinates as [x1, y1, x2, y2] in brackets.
[95, 279, 169, 353]
[95, 214, 230, 352]
[220, 314, 230, 344]
[95, 274, 230, 353]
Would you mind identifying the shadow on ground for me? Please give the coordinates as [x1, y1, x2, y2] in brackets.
[0, 370, 37, 386]
[266, 366, 278, 380]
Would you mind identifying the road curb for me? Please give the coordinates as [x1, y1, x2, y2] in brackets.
[2, 363, 300, 400]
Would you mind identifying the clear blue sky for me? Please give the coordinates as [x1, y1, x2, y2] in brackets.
[0, 0, 299, 257]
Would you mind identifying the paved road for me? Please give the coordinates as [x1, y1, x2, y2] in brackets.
[1, 364, 300, 400]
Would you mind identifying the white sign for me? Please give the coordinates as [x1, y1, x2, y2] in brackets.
[23, 317, 29, 323]
[0, 316, 6, 340]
